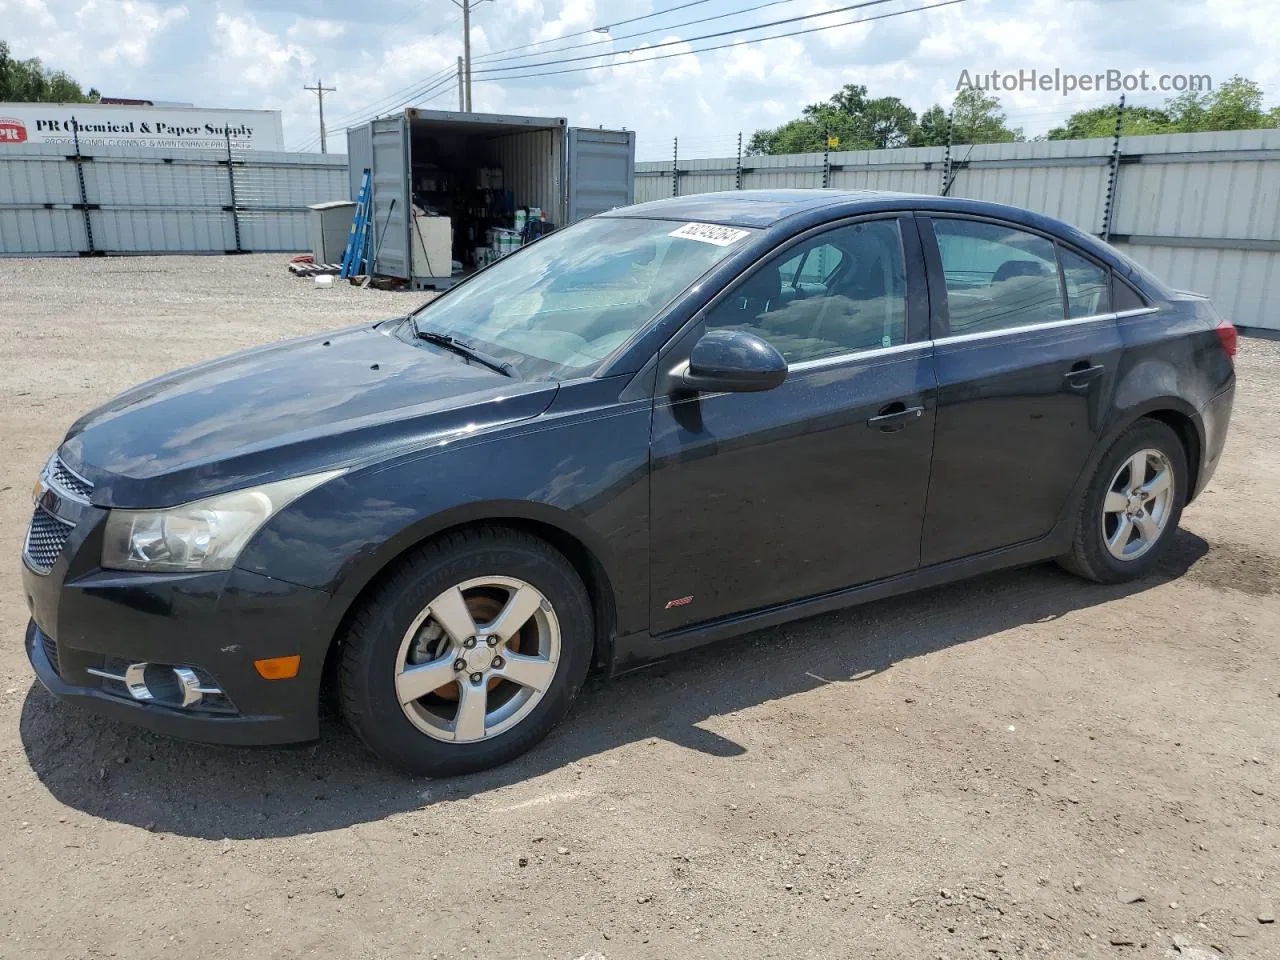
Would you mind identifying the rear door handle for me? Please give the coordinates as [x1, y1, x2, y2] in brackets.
[867, 403, 924, 431]
[1064, 362, 1105, 387]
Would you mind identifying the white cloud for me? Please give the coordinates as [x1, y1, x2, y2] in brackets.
[213, 9, 313, 89]
[2, 0, 1278, 156]
[74, 1, 189, 67]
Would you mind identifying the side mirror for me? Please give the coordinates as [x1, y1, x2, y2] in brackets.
[680, 329, 788, 393]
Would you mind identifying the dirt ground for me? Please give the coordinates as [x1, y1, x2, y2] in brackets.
[0, 255, 1277, 960]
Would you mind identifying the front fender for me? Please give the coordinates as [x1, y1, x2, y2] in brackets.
[234, 395, 653, 644]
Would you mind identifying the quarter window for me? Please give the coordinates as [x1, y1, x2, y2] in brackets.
[1059, 246, 1111, 318]
[704, 219, 908, 363]
[933, 219, 1065, 335]
[1113, 275, 1149, 312]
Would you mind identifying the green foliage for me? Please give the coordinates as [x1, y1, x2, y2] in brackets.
[749, 84, 1021, 156]
[1050, 76, 1279, 141]
[1166, 75, 1276, 132]
[747, 84, 920, 155]
[1047, 105, 1174, 140]
[748, 74, 1280, 157]
[949, 87, 1021, 144]
[908, 105, 951, 147]
[0, 40, 100, 103]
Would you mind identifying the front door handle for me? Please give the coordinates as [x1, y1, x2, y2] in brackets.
[1064, 361, 1105, 388]
[867, 403, 924, 432]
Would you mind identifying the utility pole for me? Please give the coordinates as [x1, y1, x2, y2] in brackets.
[457, 56, 465, 111]
[303, 79, 336, 153]
[451, 0, 491, 112]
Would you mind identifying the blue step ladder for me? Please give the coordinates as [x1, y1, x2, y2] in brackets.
[340, 169, 373, 279]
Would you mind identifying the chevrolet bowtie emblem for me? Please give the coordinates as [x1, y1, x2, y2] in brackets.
[32, 476, 49, 505]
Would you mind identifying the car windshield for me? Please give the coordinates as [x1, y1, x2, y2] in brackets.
[409, 216, 756, 380]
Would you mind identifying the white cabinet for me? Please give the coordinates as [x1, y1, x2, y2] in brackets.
[410, 215, 452, 278]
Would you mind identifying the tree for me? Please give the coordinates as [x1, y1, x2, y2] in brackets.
[909, 105, 951, 146]
[748, 84, 919, 155]
[1166, 75, 1276, 132]
[1048, 76, 1278, 141]
[949, 87, 1021, 144]
[1048, 105, 1173, 140]
[0, 40, 100, 102]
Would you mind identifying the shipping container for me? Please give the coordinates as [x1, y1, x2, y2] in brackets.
[347, 109, 636, 288]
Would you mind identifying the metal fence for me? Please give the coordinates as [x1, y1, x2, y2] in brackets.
[0, 141, 348, 256]
[637, 128, 1280, 331]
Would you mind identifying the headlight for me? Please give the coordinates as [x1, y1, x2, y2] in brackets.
[102, 470, 344, 572]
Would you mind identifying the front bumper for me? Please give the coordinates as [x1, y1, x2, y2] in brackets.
[21, 524, 333, 746]
[25, 618, 318, 746]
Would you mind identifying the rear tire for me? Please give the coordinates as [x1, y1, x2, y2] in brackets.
[1058, 419, 1188, 584]
[338, 527, 593, 776]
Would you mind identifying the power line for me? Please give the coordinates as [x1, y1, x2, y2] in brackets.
[322, 64, 456, 131]
[474, 0, 914, 76]
[323, 0, 775, 138]
[475, 0, 803, 67]
[302, 79, 337, 153]
[470, 0, 717, 63]
[292, 10, 464, 147]
[475, 0, 970, 83]
[419, 80, 460, 108]
[293, 67, 454, 150]
[294, 68, 457, 151]
[451, 0, 492, 111]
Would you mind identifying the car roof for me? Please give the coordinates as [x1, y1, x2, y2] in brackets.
[610, 188, 1056, 231]
[607, 189, 1132, 277]
[607, 189, 896, 228]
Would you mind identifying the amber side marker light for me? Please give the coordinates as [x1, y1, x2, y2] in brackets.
[254, 655, 301, 679]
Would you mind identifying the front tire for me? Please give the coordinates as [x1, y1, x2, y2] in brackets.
[338, 527, 593, 776]
[1059, 419, 1188, 584]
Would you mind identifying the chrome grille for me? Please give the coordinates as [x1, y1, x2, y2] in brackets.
[50, 457, 93, 500]
[24, 508, 73, 574]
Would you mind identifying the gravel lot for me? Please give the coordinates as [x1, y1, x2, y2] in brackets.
[1, 255, 1277, 960]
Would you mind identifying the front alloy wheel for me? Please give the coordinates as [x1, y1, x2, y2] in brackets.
[395, 577, 560, 743]
[339, 528, 593, 775]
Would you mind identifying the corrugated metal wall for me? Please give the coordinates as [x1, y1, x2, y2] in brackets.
[0, 143, 349, 256]
[636, 129, 1280, 330]
[491, 127, 564, 226]
[346, 124, 373, 202]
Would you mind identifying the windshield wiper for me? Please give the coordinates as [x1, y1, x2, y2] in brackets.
[413, 324, 517, 378]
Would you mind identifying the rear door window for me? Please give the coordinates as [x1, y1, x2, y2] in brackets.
[932, 219, 1065, 335]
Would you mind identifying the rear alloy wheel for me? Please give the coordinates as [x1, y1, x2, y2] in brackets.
[339, 528, 592, 775]
[1100, 449, 1176, 562]
[1059, 419, 1187, 583]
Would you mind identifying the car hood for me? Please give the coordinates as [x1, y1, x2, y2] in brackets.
[60, 321, 558, 508]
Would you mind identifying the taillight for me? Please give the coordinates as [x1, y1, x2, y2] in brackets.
[1215, 318, 1238, 361]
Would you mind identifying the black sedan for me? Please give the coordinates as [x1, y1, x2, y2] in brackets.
[21, 190, 1236, 775]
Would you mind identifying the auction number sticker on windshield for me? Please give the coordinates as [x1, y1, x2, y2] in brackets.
[669, 222, 751, 246]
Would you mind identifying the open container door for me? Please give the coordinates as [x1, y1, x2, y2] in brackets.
[566, 127, 636, 223]
[369, 115, 411, 279]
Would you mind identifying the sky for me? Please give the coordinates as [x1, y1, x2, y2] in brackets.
[3, 0, 1278, 159]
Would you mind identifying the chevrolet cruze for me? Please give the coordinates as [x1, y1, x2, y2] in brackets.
[22, 190, 1236, 774]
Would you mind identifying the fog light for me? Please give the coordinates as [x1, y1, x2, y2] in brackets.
[88, 661, 224, 709]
